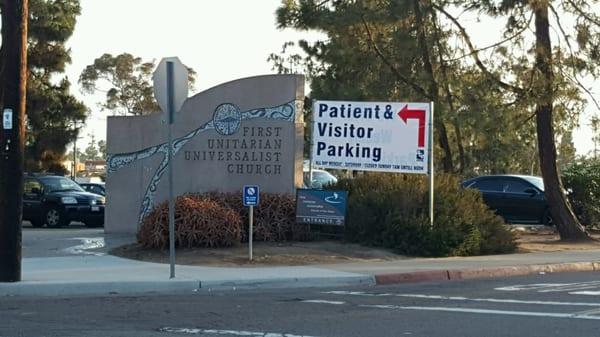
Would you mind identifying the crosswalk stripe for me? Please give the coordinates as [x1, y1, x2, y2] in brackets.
[360, 304, 600, 320]
[322, 291, 600, 307]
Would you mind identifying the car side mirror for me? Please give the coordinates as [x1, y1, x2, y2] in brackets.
[524, 188, 538, 196]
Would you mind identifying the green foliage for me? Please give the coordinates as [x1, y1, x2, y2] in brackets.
[330, 173, 516, 256]
[272, 0, 586, 176]
[79, 53, 197, 116]
[25, 0, 88, 172]
[562, 157, 600, 227]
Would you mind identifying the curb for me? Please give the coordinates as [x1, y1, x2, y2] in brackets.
[374, 261, 600, 285]
[0, 275, 375, 297]
[199, 275, 375, 291]
[0, 280, 201, 297]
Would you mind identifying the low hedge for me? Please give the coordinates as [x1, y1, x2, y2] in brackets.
[138, 192, 300, 248]
[330, 173, 516, 256]
[138, 195, 242, 249]
[562, 158, 600, 228]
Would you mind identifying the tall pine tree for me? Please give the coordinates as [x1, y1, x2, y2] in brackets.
[26, 0, 87, 173]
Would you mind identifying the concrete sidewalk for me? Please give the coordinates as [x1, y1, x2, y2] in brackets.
[1, 248, 600, 297]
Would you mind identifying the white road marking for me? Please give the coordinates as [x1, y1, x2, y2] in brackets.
[495, 282, 600, 293]
[301, 300, 346, 305]
[158, 327, 321, 337]
[494, 283, 570, 291]
[538, 282, 600, 293]
[62, 237, 105, 256]
[323, 291, 600, 307]
[573, 308, 600, 316]
[360, 304, 600, 320]
[570, 291, 600, 296]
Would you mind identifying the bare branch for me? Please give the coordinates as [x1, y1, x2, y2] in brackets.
[445, 13, 532, 63]
[360, 15, 432, 100]
[565, 0, 600, 27]
[550, 4, 575, 56]
[550, 4, 600, 112]
[561, 69, 600, 111]
[432, 3, 526, 96]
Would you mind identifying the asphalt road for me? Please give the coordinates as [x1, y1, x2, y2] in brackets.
[3, 271, 600, 337]
[21, 223, 133, 258]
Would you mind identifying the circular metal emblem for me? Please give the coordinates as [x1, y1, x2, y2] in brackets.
[213, 103, 242, 136]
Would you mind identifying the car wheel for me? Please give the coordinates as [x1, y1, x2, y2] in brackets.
[542, 209, 554, 227]
[45, 206, 67, 227]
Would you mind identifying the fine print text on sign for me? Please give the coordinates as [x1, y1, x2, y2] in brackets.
[296, 189, 347, 226]
[3, 109, 13, 130]
[312, 100, 430, 174]
[243, 185, 260, 206]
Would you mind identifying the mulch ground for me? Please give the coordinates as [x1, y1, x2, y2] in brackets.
[109, 227, 600, 267]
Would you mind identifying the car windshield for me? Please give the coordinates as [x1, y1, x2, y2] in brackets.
[521, 176, 544, 191]
[40, 177, 85, 193]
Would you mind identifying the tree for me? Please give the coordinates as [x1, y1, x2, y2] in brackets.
[79, 53, 197, 116]
[25, 0, 87, 172]
[592, 116, 600, 158]
[436, 0, 599, 240]
[97, 139, 106, 159]
[274, 0, 457, 172]
[274, 0, 594, 240]
[83, 134, 100, 161]
[272, 1, 580, 176]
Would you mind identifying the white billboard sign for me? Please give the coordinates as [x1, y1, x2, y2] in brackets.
[312, 100, 431, 174]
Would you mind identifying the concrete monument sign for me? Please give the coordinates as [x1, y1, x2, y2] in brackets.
[106, 74, 305, 233]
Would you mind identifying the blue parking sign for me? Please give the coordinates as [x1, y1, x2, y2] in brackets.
[243, 185, 259, 206]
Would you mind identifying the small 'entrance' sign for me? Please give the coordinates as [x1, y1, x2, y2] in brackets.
[296, 189, 348, 226]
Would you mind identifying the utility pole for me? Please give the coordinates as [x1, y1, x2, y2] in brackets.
[0, 0, 29, 282]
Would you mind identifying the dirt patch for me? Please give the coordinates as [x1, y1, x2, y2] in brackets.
[110, 228, 600, 267]
[516, 227, 600, 253]
[110, 240, 405, 267]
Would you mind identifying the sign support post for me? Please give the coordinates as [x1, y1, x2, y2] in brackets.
[429, 102, 435, 229]
[249, 205, 253, 261]
[243, 185, 259, 261]
[166, 61, 176, 279]
[153, 57, 189, 279]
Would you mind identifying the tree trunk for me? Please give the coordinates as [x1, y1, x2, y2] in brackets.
[533, 1, 589, 241]
[413, 0, 454, 173]
[0, 0, 28, 281]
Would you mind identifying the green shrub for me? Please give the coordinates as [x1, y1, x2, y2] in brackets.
[330, 173, 516, 256]
[562, 158, 600, 228]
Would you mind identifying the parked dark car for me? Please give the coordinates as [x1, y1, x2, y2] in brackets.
[23, 175, 105, 228]
[79, 182, 106, 196]
[461, 175, 552, 226]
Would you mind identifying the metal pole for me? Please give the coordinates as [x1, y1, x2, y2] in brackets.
[429, 102, 435, 229]
[167, 61, 176, 279]
[249, 205, 253, 261]
[73, 135, 77, 178]
[308, 102, 315, 187]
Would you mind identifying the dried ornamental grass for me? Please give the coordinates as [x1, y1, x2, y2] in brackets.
[138, 196, 242, 249]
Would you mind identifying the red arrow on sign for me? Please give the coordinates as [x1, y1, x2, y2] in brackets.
[398, 105, 426, 148]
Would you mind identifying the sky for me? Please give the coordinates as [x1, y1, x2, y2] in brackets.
[64, 0, 598, 156]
